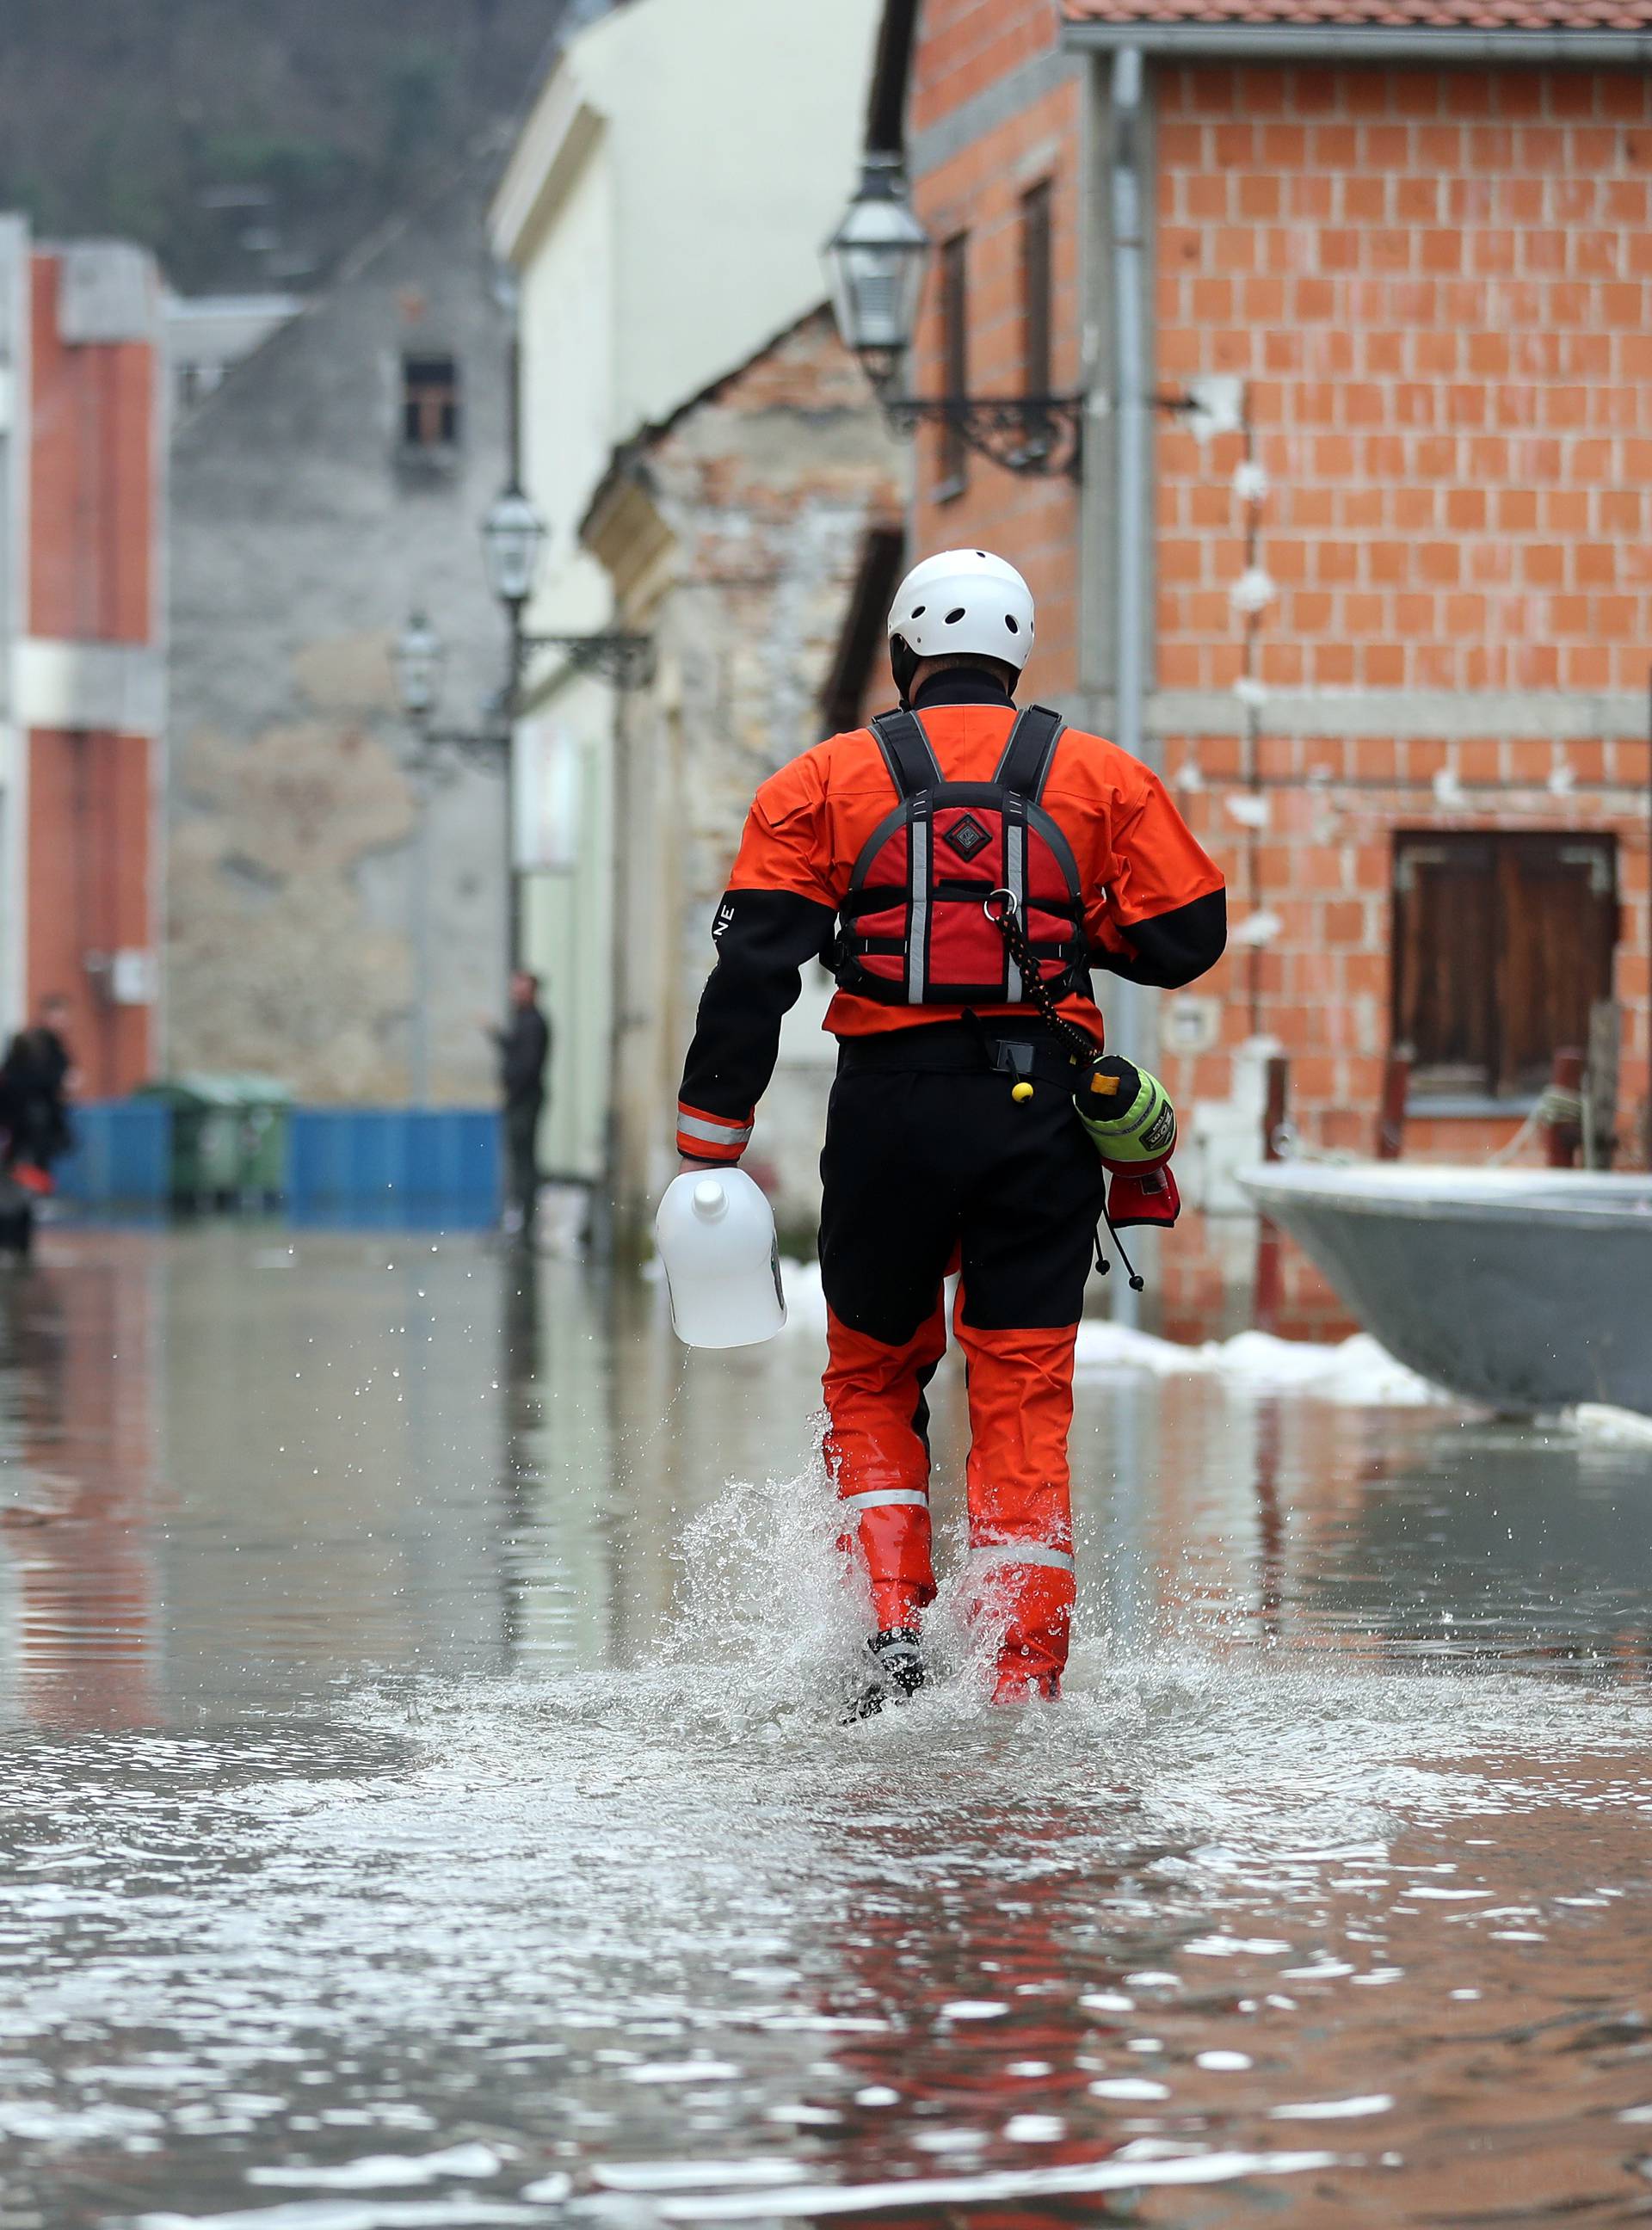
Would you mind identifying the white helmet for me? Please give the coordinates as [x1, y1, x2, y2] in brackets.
[886, 547, 1035, 675]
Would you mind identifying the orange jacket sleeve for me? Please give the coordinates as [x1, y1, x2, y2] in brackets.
[675, 751, 842, 1161]
[1089, 761, 1226, 987]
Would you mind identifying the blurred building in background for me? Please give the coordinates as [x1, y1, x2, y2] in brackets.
[167, 156, 515, 1105]
[843, 0, 1652, 1328]
[583, 308, 903, 1237]
[0, 219, 167, 1097]
[163, 291, 305, 422]
[490, 0, 884, 1211]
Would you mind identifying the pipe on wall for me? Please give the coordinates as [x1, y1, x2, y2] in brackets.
[1108, 41, 1150, 1327]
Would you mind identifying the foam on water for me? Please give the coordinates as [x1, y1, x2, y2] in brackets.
[5, 1451, 1652, 2225]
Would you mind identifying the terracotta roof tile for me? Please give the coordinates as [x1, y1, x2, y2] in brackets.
[1063, 2, 1652, 29]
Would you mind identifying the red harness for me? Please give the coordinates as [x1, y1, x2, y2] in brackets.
[832, 705, 1092, 1007]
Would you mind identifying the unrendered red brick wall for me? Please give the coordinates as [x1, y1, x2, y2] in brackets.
[897, 34, 1652, 1330]
[909, 0, 1065, 139]
[1153, 61, 1652, 1217]
[908, 2, 1085, 695]
[1156, 63, 1652, 695]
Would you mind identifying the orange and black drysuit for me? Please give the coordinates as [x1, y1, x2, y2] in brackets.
[675, 668, 1225, 1697]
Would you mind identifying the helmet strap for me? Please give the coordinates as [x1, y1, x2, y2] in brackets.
[889, 634, 922, 710]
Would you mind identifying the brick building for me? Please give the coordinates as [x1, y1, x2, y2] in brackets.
[856, 0, 1652, 1329]
[0, 221, 166, 1097]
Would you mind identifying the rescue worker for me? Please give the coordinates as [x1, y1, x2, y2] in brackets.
[674, 550, 1225, 1709]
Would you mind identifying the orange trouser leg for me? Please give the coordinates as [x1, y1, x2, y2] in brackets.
[952, 1287, 1078, 1696]
[823, 1296, 947, 1632]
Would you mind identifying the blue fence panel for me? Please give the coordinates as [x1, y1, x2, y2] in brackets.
[287, 1109, 501, 1229]
[55, 1100, 173, 1209]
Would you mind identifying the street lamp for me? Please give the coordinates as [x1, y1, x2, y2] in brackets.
[392, 610, 446, 725]
[482, 479, 656, 693]
[822, 152, 930, 396]
[823, 155, 1086, 480]
[481, 483, 547, 612]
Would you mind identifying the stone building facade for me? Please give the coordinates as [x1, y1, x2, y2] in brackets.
[863, 0, 1652, 1331]
[583, 308, 905, 1241]
[167, 156, 515, 1104]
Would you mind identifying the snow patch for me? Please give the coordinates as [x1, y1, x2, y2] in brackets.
[1072, 1321, 1447, 1406]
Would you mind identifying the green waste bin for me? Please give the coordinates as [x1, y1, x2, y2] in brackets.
[139, 1075, 294, 1207]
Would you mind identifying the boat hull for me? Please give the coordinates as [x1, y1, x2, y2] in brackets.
[1238, 1163, 1652, 1415]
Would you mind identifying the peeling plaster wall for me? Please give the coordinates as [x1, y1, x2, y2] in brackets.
[600, 311, 906, 1238]
[167, 162, 512, 1103]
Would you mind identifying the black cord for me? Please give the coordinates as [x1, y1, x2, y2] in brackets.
[985, 893, 1096, 1069]
[991, 892, 1146, 1295]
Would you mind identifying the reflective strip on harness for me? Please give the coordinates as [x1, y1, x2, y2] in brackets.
[907, 811, 929, 1005]
[973, 1542, 1076, 1574]
[1004, 810, 1026, 1004]
[676, 1112, 754, 1149]
[842, 1488, 931, 1510]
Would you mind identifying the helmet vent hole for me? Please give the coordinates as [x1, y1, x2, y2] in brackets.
[945, 607, 966, 625]
[910, 605, 925, 618]
[1005, 615, 1019, 632]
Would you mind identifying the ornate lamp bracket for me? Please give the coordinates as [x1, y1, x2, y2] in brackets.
[521, 631, 656, 690]
[879, 392, 1086, 480]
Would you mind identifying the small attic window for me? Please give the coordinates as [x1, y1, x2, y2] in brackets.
[401, 354, 459, 448]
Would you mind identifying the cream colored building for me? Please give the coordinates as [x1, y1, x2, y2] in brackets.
[490, 0, 881, 1199]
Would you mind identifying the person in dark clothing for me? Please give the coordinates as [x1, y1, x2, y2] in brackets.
[1, 997, 75, 1176]
[492, 970, 551, 1240]
[0, 996, 76, 1257]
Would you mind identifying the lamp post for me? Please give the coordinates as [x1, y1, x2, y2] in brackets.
[478, 480, 656, 970]
[823, 154, 1087, 479]
[391, 611, 447, 1106]
[481, 482, 547, 971]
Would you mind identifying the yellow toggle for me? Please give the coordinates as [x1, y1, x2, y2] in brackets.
[1088, 1073, 1120, 1098]
[1011, 1081, 1035, 1104]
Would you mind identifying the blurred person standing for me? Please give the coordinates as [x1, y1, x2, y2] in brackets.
[0, 995, 76, 1180]
[490, 972, 551, 1241]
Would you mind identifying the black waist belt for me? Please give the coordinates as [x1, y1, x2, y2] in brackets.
[836, 1020, 1084, 1083]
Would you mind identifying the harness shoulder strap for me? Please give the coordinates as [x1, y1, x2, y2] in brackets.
[992, 704, 1065, 800]
[868, 709, 942, 801]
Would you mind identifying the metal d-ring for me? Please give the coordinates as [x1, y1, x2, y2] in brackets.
[983, 887, 1018, 922]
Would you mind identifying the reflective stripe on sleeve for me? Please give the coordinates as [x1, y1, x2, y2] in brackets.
[675, 1111, 754, 1149]
[842, 1488, 930, 1511]
[972, 1542, 1076, 1574]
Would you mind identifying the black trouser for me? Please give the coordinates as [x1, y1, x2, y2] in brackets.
[817, 1024, 1108, 1689]
[818, 1024, 1107, 1342]
[504, 1093, 543, 1228]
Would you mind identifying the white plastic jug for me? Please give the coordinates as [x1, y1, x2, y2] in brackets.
[655, 1167, 786, 1349]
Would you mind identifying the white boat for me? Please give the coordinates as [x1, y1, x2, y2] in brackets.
[1237, 1161, 1652, 1417]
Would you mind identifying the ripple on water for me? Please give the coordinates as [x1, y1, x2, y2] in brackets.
[1, 1470, 1650, 2226]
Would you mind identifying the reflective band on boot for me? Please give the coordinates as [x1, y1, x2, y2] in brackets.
[972, 1541, 1076, 1574]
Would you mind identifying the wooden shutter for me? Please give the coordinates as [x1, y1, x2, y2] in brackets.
[1394, 831, 1618, 1099]
[1495, 836, 1616, 1095]
[1392, 836, 1498, 1092]
[1021, 182, 1053, 397]
[939, 233, 968, 493]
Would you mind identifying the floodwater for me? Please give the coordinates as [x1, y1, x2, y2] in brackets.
[2, 1227, 1651, 2230]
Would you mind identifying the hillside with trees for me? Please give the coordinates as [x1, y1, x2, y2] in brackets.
[0, 0, 576, 292]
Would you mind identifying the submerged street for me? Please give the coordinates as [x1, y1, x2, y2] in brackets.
[1, 1229, 1650, 2227]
